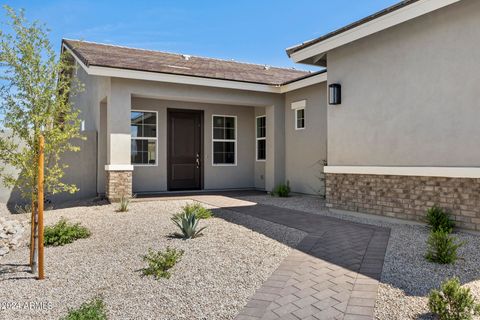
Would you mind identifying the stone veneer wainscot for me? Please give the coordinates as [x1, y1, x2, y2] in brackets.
[106, 170, 132, 201]
[325, 173, 480, 231]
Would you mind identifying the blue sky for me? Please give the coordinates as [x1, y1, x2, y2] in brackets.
[2, 0, 398, 70]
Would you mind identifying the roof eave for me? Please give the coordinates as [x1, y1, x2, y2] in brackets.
[64, 44, 327, 93]
[287, 0, 461, 65]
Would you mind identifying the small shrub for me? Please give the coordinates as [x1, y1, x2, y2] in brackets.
[426, 205, 455, 233]
[62, 297, 107, 320]
[175, 203, 213, 220]
[171, 211, 206, 239]
[426, 229, 463, 264]
[117, 195, 130, 212]
[44, 218, 91, 246]
[142, 247, 184, 279]
[272, 181, 290, 197]
[429, 277, 480, 320]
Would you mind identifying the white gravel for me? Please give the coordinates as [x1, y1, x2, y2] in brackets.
[0, 203, 11, 217]
[0, 199, 305, 320]
[0, 216, 28, 256]
[239, 194, 480, 320]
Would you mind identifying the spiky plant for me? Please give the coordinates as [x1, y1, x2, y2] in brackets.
[425, 229, 464, 264]
[172, 202, 213, 220]
[171, 211, 206, 239]
[117, 195, 130, 212]
[426, 205, 455, 233]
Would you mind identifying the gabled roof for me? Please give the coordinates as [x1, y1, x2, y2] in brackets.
[286, 0, 421, 56]
[63, 39, 311, 86]
[286, 0, 461, 65]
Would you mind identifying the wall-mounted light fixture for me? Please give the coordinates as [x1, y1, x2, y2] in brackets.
[329, 84, 341, 105]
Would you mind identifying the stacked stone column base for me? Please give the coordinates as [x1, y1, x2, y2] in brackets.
[326, 173, 480, 231]
[105, 170, 132, 202]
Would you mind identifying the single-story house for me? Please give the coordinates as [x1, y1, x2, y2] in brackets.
[3, 0, 480, 230]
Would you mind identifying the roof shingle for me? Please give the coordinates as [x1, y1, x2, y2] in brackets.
[63, 39, 311, 86]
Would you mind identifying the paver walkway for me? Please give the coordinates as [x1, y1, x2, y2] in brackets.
[228, 203, 391, 320]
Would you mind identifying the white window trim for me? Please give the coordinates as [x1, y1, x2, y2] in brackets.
[212, 114, 237, 166]
[131, 109, 158, 167]
[255, 115, 266, 162]
[295, 107, 305, 130]
[291, 100, 306, 131]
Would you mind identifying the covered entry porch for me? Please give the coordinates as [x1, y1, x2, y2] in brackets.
[99, 78, 286, 201]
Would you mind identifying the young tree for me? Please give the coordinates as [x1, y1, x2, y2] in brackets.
[0, 6, 84, 204]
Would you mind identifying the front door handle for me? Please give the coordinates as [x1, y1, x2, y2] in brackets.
[196, 154, 200, 168]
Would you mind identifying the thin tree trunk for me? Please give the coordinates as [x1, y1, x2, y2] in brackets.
[31, 133, 38, 273]
[29, 198, 35, 268]
[32, 210, 38, 273]
[37, 135, 45, 280]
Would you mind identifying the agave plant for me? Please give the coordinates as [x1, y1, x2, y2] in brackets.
[171, 211, 206, 239]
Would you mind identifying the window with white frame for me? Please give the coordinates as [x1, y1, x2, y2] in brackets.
[256, 116, 266, 161]
[295, 108, 305, 129]
[131, 111, 157, 165]
[212, 115, 236, 165]
[292, 100, 306, 130]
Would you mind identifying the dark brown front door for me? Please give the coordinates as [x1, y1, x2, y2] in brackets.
[167, 109, 203, 190]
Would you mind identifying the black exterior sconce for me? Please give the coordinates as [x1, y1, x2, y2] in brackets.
[329, 83, 341, 105]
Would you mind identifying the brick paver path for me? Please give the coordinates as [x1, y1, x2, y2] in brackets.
[230, 204, 390, 320]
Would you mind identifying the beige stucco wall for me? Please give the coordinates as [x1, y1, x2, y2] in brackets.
[71, 63, 110, 132]
[131, 97, 256, 192]
[284, 83, 328, 195]
[0, 64, 104, 205]
[327, 0, 480, 166]
[0, 130, 98, 205]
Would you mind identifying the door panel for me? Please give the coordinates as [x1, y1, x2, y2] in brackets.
[167, 110, 202, 190]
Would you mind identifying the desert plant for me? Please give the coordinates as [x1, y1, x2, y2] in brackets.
[272, 181, 290, 197]
[177, 202, 213, 220]
[314, 159, 328, 198]
[171, 211, 206, 239]
[62, 297, 107, 320]
[429, 277, 480, 320]
[117, 195, 130, 212]
[44, 218, 91, 246]
[13, 203, 32, 215]
[141, 247, 184, 279]
[426, 229, 464, 264]
[426, 205, 455, 233]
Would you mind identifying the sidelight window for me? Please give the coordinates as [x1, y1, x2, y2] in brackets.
[256, 116, 266, 161]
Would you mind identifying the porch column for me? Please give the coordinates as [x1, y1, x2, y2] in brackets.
[105, 86, 133, 201]
[265, 103, 285, 191]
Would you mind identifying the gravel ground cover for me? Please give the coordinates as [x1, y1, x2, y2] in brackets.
[0, 199, 305, 320]
[240, 194, 480, 320]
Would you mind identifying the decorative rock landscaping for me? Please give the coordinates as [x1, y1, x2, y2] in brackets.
[0, 216, 27, 257]
[0, 200, 304, 320]
[1, 193, 479, 320]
